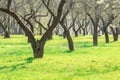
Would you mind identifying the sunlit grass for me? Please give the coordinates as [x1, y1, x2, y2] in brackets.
[0, 35, 120, 80]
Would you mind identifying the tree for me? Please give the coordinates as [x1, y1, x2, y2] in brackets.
[100, 15, 117, 43]
[99, 0, 119, 43]
[42, 0, 74, 51]
[110, 25, 119, 41]
[0, 0, 66, 58]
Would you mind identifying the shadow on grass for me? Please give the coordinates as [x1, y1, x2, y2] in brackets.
[75, 66, 120, 76]
[64, 50, 74, 53]
[74, 41, 114, 48]
[0, 57, 34, 72]
[74, 42, 93, 48]
[26, 57, 34, 64]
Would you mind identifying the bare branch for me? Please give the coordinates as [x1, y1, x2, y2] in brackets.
[7, 0, 12, 10]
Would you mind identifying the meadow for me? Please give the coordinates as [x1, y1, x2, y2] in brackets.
[0, 35, 120, 80]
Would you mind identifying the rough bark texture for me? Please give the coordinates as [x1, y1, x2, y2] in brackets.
[32, 40, 45, 58]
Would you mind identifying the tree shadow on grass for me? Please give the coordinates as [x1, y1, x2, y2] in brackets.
[74, 42, 93, 48]
[62, 42, 93, 54]
[26, 57, 34, 64]
[0, 57, 34, 72]
[75, 66, 120, 76]
[64, 50, 74, 53]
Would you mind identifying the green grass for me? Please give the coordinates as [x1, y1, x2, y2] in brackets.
[0, 35, 120, 80]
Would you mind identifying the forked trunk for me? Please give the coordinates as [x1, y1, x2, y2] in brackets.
[32, 40, 45, 58]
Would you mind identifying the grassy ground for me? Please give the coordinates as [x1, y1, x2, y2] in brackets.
[0, 35, 120, 80]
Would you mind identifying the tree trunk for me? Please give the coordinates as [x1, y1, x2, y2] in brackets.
[60, 20, 74, 51]
[75, 32, 78, 37]
[32, 40, 45, 58]
[39, 26, 42, 35]
[83, 29, 86, 36]
[30, 25, 34, 33]
[104, 31, 109, 43]
[27, 37, 31, 43]
[63, 31, 66, 38]
[87, 13, 99, 46]
[47, 31, 53, 40]
[114, 27, 118, 41]
[65, 30, 74, 51]
[4, 31, 10, 38]
[62, 24, 74, 50]
[93, 27, 98, 46]
[110, 27, 118, 41]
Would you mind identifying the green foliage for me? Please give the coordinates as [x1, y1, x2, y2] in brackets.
[0, 35, 120, 80]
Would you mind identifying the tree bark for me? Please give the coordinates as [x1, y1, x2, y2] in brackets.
[66, 31, 74, 51]
[47, 31, 53, 40]
[75, 32, 78, 37]
[114, 27, 118, 41]
[39, 26, 42, 35]
[32, 40, 45, 58]
[83, 29, 86, 36]
[61, 23, 74, 51]
[87, 13, 99, 46]
[110, 27, 118, 42]
[93, 26, 98, 46]
[104, 31, 109, 43]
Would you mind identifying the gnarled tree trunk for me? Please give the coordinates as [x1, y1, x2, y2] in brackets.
[32, 40, 45, 58]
